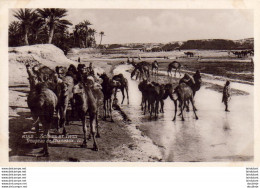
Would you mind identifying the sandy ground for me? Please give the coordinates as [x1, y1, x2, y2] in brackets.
[9, 46, 253, 162]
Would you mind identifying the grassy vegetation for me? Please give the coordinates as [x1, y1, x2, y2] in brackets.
[157, 59, 253, 82]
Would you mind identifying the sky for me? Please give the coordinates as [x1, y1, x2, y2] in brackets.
[9, 9, 254, 44]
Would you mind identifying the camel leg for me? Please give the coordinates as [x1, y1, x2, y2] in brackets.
[125, 86, 129, 105]
[160, 100, 164, 113]
[144, 99, 147, 115]
[120, 88, 125, 104]
[155, 100, 159, 117]
[42, 125, 50, 157]
[141, 95, 144, 110]
[81, 115, 87, 148]
[179, 69, 181, 77]
[106, 99, 109, 118]
[190, 98, 198, 120]
[90, 113, 98, 151]
[180, 101, 185, 121]
[172, 100, 177, 121]
[186, 100, 190, 112]
[150, 102, 154, 118]
[136, 71, 139, 80]
[148, 100, 151, 114]
[70, 98, 75, 119]
[109, 99, 113, 122]
[32, 114, 40, 137]
[59, 105, 67, 135]
[62, 104, 68, 135]
[55, 104, 60, 131]
[95, 111, 100, 138]
[103, 99, 106, 120]
[175, 69, 177, 77]
[192, 92, 198, 111]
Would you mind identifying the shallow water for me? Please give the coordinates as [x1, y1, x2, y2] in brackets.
[113, 65, 254, 162]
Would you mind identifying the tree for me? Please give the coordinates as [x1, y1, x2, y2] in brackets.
[73, 20, 92, 48]
[36, 8, 72, 44]
[99, 31, 104, 45]
[29, 16, 45, 44]
[87, 28, 97, 47]
[9, 21, 23, 46]
[13, 9, 37, 45]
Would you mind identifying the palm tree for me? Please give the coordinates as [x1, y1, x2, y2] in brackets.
[13, 9, 37, 45]
[9, 21, 23, 46]
[80, 20, 92, 47]
[87, 28, 97, 47]
[99, 31, 104, 45]
[25, 15, 45, 44]
[73, 20, 92, 48]
[36, 8, 72, 44]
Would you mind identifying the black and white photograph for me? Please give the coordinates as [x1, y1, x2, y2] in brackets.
[8, 8, 254, 162]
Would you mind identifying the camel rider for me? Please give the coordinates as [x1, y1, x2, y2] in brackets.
[222, 81, 231, 112]
[127, 57, 130, 64]
[132, 58, 135, 64]
[179, 73, 195, 86]
[193, 70, 201, 81]
[88, 62, 94, 76]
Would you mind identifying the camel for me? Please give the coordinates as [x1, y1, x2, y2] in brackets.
[151, 60, 159, 76]
[167, 61, 182, 77]
[32, 65, 57, 83]
[73, 76, 101, 151]
[27, 82, 58, 156]
[66, 64, 78, 84]
[55, 66, 67, 79]
[184, 52, 194, 57]
[56, 75, 75, 135]
[131, 61, 150, 81]
[99, 73, 120, 121]
[179, 71, 201, 96]
[164, 83, 198, 121]
[178, 71, 202, 111]
[112, 74, 129, 105]
[146, 82, 160, 118]
[138, 81, 166, 117]
[231, 51, 243, 58]
[25, 63, 39, 90]
[138, 80, 149, 114]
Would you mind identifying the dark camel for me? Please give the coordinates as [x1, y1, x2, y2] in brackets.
[112, 74, 129, 105]
[131, 61, 150, 81]
[99, 73, 120, 121]
[151, 60, 159, 76]
[167, 61, 182, 77]
[138, 81, 166, 117]
[184, 52, 194, 57]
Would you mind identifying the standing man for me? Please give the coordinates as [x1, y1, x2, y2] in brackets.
[222, 81, 231, 112]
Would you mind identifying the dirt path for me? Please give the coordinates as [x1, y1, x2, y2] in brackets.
[114, 65, 254, 162]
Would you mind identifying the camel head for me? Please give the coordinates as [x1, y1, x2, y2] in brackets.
[68, 64, 77, 74]
[99, 73, 109, 81]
